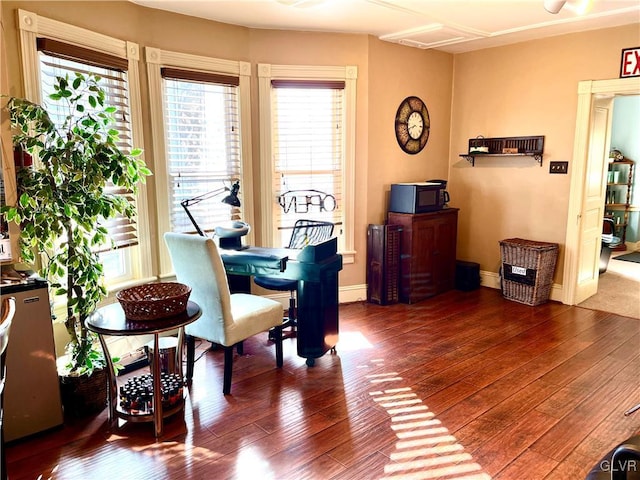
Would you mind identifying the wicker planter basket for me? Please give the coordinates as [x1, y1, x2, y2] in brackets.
[500, 238, 559, 306]
[59, 367, 108, 417]
[116, 282, 191, 321]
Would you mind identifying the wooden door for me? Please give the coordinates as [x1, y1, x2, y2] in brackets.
[574, 97, 613, 303]
[563, 77, 640, 305]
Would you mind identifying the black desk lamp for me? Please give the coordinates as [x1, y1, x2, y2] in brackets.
[180, 180, 242, 236]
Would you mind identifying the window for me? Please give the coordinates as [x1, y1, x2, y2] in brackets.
[271, 81, 344, 247]
[258, 64, 357, 262]
[17, 9, 152, 289]
[146, 48, 254, 277]
[162, 69, 241, 234]
[37, 39, 138, 252]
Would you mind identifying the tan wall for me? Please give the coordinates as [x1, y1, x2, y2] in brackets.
[367, 38, 453, 226]
[449, 24, 640, 283]
[1, 1, 455, 289]
[2, 1, 639, 292]
[1, 1, 389, 288]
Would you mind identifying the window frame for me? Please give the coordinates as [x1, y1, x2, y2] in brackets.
[146, 47, 254, 278]
[16, 9, 154, 290]
[258, 63, 357, 263]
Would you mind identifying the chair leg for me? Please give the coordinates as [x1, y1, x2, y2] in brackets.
[290, 294, 298, 327]
[269, 292, 296, 342]
[274, 326, 283, 368]
[223, 346, 234, 395]
[185, 335, 195, 384]
[288, 292, 296, 323]
[280, 291, 297, 340]
[236, 341, 244, 356]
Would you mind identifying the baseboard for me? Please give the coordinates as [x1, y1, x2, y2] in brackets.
[263, 284, 368, 307]
[268, 274, 567, 306]
[480, 270, 501, 290]
[480, 270, 564, 303]
[338, 284, 368, 303]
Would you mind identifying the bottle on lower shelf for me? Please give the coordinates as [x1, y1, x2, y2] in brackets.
[119, 372, 184, 413]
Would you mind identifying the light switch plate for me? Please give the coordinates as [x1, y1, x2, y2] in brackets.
[549, 161, 568, 174]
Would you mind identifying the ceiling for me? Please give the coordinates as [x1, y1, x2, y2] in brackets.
[129, 0, 640, 54]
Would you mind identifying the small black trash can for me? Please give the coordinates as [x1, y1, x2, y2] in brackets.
[455, 260, 480, 291]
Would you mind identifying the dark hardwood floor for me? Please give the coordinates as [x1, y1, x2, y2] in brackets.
[6, 287, 640, 479]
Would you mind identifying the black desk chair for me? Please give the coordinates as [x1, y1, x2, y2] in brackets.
[1, 297, 16, 480]
[254, 219, 334, 339]
[600, 217, 622, 274]
[585, 435, 640, 480]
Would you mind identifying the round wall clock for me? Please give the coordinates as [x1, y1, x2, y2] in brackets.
[394, 96, 430, 154]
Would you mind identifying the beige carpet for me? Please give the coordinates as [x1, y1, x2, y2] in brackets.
[578, 251, 640, 319]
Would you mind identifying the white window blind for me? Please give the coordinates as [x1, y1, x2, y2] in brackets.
[162, 69, 241, 234]
[271, 81, 344, 247]
[37, 38, 138, 250]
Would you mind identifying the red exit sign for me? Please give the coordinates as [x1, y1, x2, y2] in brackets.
[620, 47, 640, 78]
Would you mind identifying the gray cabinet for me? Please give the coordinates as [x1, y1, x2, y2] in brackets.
[2, 281, 63, 441]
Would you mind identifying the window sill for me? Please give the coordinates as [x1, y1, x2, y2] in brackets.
[341, 250, 355, 265]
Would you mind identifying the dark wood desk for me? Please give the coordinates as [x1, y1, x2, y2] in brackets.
[86, 301, 201, 437]
[220, 237, 342, 366]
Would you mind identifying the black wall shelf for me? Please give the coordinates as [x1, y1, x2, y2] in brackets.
[460, 135, 545, 166]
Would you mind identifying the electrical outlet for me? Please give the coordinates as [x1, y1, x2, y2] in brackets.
[549, 161, 568, 174]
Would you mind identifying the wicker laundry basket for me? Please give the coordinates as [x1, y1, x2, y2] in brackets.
[500, 238, 559, 306]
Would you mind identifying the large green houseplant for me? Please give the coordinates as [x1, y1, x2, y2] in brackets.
[2, 73, 150, 404]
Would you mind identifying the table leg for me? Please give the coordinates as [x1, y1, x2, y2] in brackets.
[175, 327, 185, 380]
[296, 275, 339, 365]
[97, 333, 117, 425]
[152, 334, 163, 438]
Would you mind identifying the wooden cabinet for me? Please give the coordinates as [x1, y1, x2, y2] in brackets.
[605, 159, 634, 250]
[388, 209, 458, 304]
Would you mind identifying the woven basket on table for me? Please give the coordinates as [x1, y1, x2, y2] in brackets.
[116, 282, 191, 320]
[500, 238, 559, 306]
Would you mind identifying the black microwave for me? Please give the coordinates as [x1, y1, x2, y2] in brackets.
[389, 182, 448, 214]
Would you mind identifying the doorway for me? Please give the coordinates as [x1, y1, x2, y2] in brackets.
[563, 77, 640, 307]
[579, 94, 640, 318]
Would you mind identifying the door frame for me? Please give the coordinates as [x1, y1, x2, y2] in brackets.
[563, 76, 640, 305]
